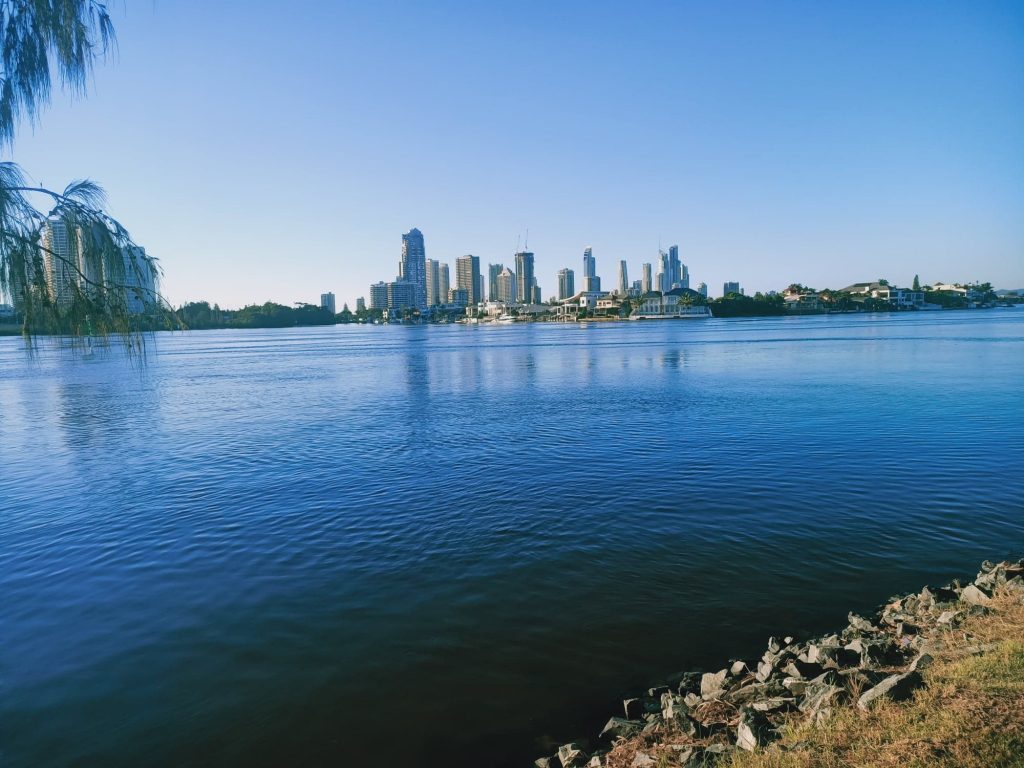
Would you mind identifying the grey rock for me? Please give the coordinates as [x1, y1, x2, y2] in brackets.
[920, 585, 958, 606]
[857, 671, 924, 711]
[724, 683, 767, 706]
[833, 647, 862, 667]
[736, 708, 775, 751]
[909, 652, 934, 672]
[534, 759, 556, 768]
[672, 671, 703, 695]
[670, 747, 694, 766]
[752, 696, 795, 712]
[937, 609, 961, 625]
[964, 642, 999, 655]
[960, 584, 991, 606]
[704, 743, 734, 756]
[630, 753, 656, 767]
[599, 717, 644, 741]
[647, 685, 670, 700]
[641, 717, 662, 733]
[782, 676, 807, 695]
[798, 683, 845, 716]
[809, 670, 841, 686]
[782, 659, 824, 680]
[587, 757, 604, 768]
[683, 692, 702, 708]
[558, 743, 588, 767]
[847, 613, 876, 633]
[730, 660, 748, 677]
[700, 669, 728, 698]
[755, 660, 775, 682]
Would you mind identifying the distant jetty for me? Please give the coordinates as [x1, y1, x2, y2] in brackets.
[534, 558, 1024, 767]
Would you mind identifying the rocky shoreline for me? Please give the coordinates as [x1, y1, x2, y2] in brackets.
[533, 558, 1024, 768]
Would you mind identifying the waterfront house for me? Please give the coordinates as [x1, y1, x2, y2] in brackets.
[840, 282, 925, 309]
[782, 287, 824, 312]
[630, 288, 710, 319]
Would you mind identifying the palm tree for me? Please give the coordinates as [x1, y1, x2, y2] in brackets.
[0, 2, 163, 345]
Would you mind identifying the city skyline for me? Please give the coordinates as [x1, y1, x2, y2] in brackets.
[11, 2, 1023, 309]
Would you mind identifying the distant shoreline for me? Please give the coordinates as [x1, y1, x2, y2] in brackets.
[0, 306, 1018, 339]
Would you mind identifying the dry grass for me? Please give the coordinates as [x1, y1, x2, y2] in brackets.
[726, 588, 1024, 768]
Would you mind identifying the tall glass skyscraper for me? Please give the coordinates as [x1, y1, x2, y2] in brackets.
[557, 268, 575, 299]
[399, 228, 427, 309]
[515, 251, 535, 303]
[582, 246, 601, 292]
[488, 263, 504, 302]
[456, 255, 481, 305]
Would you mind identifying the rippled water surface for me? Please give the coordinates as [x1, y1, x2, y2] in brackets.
[2, 311, 1023, 767]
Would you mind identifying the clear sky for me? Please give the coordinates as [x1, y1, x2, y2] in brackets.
[10, 1, 1024, 307]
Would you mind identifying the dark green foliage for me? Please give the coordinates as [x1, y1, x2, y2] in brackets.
[175, 301, 336, 330]
[0, 1, 115, 148]
[0, 2, 166, 345]
[710, 292, 785, 317]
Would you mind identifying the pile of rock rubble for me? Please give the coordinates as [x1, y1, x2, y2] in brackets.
[534, 559, 1024, 768]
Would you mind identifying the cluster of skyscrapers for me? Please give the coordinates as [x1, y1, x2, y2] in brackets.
[366, 228, 712, 313]
[10, 219, 159, 314]
[369, 228, 543, 312]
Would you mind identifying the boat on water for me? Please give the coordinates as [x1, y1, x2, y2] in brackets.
[496, 314, 516, 324]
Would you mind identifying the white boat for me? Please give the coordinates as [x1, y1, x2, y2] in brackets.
[496, 314, 516, 324]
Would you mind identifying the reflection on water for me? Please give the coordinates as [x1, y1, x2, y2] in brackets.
[1, 311, 1023, 768]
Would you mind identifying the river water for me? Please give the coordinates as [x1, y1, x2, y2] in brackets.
[2, 311, 1023, 767]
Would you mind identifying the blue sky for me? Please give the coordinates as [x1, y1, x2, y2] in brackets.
[10, 1, 1024, 307]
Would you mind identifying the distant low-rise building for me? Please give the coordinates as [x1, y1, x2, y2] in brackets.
[841, 282, 925, 309]
[370, 281, 417, 311]
[448, 288, 469, 307]
[782, 287, 822, 312]
[369, 282, 388, 310]
[631, 288, 711, 319]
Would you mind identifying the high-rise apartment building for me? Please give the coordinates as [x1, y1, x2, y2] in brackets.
[356, 297, 366, 313]
[399, 228, 427, 309]
[41, 220, 79, 306]
[320, 292, 336, 314]
[724, 281, 741, 296]
[425, 259, 441, 306]
[439, 263, 450, 305]
[618, 260, 629, 295]
[515, 251, 535, 303]
[370, 280, 419, 311]
[557, 268, 575, 300]
[497, 267, 516, 303]
[388, 281, 417, 310]
[642, 263, 652, 293]
[120, 244, 157, 314]
[668, 245, 681, 289]
[488, 263, 504, 302]
[697, 282, 708, 298]
[582, 246, 600, 292]
[455, 254, 481, 306]
[369, 281, 388, 309]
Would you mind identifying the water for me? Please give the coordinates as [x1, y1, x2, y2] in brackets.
[2, 311, 1023, 767]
